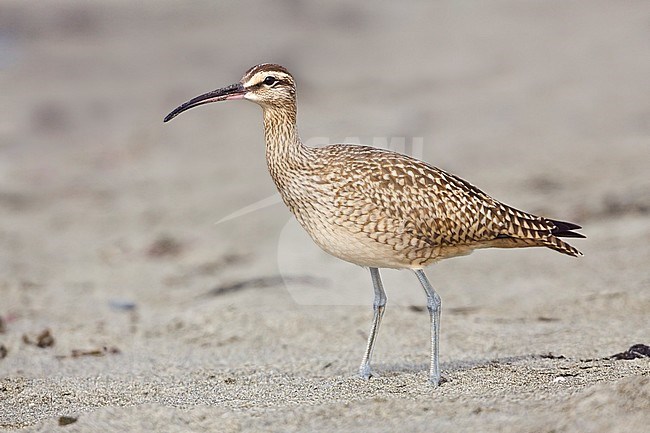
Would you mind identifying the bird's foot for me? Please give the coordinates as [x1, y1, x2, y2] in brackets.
[359, 364, 373, 380]
[429, 374, 447, 387]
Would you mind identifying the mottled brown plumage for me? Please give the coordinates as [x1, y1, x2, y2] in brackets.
[164, 63, 584, 386]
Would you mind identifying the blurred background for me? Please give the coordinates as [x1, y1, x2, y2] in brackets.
[0, 0, 648, 387]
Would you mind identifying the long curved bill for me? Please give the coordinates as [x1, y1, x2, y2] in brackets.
[163, 83, 246, 122]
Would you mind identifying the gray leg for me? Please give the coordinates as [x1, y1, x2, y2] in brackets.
[358, 267, 387, 379]
[414, 269, 441, 386]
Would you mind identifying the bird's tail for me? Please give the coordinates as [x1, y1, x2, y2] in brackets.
[495, 204, 585, 257]
[548, 219, 584, 238]
[543, 219, 584, 257]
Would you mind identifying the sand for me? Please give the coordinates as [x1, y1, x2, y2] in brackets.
[1, 1, 649, 431]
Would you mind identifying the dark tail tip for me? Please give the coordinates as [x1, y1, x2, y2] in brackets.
[549, 219, 585, 239]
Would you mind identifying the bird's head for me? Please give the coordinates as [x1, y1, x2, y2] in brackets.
[164, 63, 296, 122]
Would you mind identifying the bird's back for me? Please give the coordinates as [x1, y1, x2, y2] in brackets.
[276, 144, 582, 269]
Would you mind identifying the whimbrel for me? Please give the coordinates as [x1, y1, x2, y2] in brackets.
[164, 63, 584, 386]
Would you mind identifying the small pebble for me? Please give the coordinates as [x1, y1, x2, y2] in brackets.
[58, 416, 78, 426]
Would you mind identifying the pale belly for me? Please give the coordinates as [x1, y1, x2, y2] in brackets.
[293, 209, 476, 269]
[306, 220, 413, 268]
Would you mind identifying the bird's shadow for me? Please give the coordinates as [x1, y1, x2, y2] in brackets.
[373, 353, 549, 378]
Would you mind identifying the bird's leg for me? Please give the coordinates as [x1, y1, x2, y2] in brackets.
[358, 267, 387, 379]
[413, 269, 442, 386]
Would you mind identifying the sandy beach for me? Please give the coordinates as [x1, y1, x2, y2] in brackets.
[1, 1, 649, 431]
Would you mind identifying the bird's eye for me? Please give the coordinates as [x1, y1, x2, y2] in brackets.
[263, 76, 277, 86]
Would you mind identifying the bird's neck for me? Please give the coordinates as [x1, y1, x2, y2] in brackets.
[262, 106, 308, 187]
